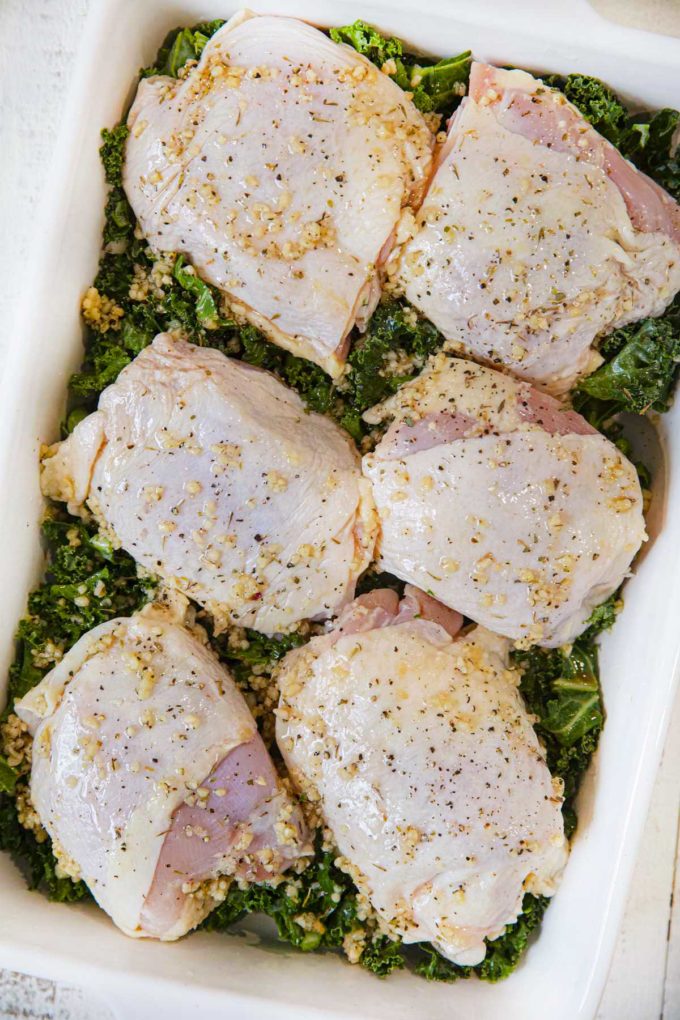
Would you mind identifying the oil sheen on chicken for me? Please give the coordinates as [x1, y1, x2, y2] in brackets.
[276, 587, 567, 965]
[394, 62, 680, 392]
[41, 334, 376, 635]
[362, 355, 646, 647]
[15, 603, 310, 940]
[124, 10, 433, 376]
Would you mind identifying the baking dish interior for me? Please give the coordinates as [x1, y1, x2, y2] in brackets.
[0, 3, 679, 1018]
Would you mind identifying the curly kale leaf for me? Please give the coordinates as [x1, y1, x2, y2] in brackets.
[414, 894, 548, 982]
[330, 20, 470, 116]
[174, 255, 226, 328]
[576, 298, 680, 416]
[7, 517, 154, 711]
[341, 300, 444, 437]
[99, 124, 129, 186]
[0, 793, 90, 903]
[619, 108, 680, 201]
[208, 625, 309, 687]
[544, 74, 628, 143]
[98, 127, 135, 245]
[407, 54, 472, 114]
[238, 327, 335, 415]
[330, 20, 405, 71]
[513, 597, 616, 835]
[0, 760, 18, 795]
[202, 840, 406, 974]
[142, 20, 226, 78]
[548, 74, 679, 200]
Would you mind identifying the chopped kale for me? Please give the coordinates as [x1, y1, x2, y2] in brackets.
[330, 20, 405, 71]
[545, 73, 628, 143]
[208, 625, 309, 687]
[201, 839, 405, 975]
[414, 894, 548, 982]
[174, 255, 226, 328]
[0, 759, 17, 795]
[340, 300, 444, 438]
[513, 596, 616, 836]
[0, 793, 90, 903]
[575, 296, 680, 418]
[99, 124, 129, 187]
[330, 20, 470, 116]
[6, 516, 154, 713]
[142, 20, 226, 79]
[548, 73, 680, 200]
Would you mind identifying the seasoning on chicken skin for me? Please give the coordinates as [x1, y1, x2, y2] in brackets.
[362, 355, 646, 647]
[394, 62, 680, 392]
[16, 602, 310, 940]
[276, 587, 567, 965]
[41, 334, 376, 635]
[124, 10, 434, 376]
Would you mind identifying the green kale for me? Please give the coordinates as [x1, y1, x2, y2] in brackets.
[407, 54, 472, 115]
[0, 793, 90, 903]
[0, 759, 17, 795]
[341, 300, 444, 438]
[201, 839, 405, 975]
[142, 21, 226, 79]
[513, 596, 616, 835]
[414, 894, 548, 982]
[330, 20, 470, 116]
[330, 20, 405, 72]
[174, 255, 226, 328]
[6, 516, 154, 712]
[208, 624, 309, 687]
[238, 327, 335, 416]
[545, 73, 628, 143]
[619, 108, 680, 201]
[576, 297, 680, 417]
[102, 188, 134, 246]
[548, 74, 680, 200]
[99, 124, 129, 186]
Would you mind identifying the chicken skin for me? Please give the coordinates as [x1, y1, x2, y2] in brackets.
[41, 335, 376, 635]
[124, 10, 433, 376]
[395, 62, 680, 392]
[362, 355, 646, 647]
[15, 602, 310, 940]
[276, 587, 567, 965]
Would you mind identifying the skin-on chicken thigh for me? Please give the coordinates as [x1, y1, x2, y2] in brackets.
[15, 603, 310, 940]
[124, 10, 433, 376]
[362, 355, 646, 647]
[276, 587, 567, 966]
[395, 62, 680, 392]
[41, 334, 376, 635]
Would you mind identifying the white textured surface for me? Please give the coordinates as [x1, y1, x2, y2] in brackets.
[0, 1, 678, 1018]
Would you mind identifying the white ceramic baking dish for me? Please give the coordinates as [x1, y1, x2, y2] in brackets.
[1, 2, 679, 1017]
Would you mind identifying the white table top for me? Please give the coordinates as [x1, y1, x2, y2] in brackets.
[0, 1, 678, 1017]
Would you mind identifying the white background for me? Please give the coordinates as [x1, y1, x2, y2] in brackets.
[0, 1, 678, 1017]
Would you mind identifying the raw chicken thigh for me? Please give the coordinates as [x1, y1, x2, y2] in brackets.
[276, 587, 567, 966]
[124, 10, 433, 376]
[395, 61, 680, 391]
[41, 334, 375, 635]
[15, 603, 310, 939]
[362, 355, 646, 647]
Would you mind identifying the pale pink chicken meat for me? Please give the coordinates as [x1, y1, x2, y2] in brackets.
[395, 61, 680, 391]
[15, 604, 310, 940]
[40, 335, 376, 635]
[362, 355, 647, 647]
[277, 587, 567, 965]
[124, 10, 433, 376]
